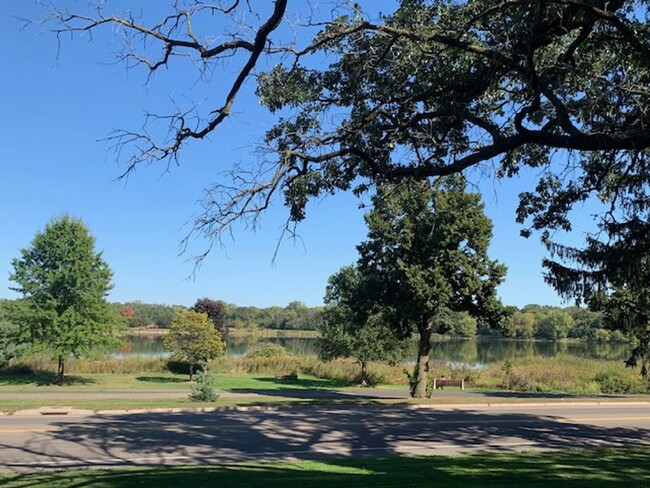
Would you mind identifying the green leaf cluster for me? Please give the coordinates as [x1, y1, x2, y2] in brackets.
[163, 310, 225, 380]
[318, 266, 409, 384]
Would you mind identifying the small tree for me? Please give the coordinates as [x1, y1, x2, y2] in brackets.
[189, 367, 220, 402]
[318, 266, 409, 386]
[10, 216, 122, 383]
[163, 310, 225, 381]
[191, 298, 228, 341]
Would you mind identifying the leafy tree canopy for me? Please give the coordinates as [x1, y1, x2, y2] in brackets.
[163, 310, 225, 380]
[191, 297, 228, 341]
[0, 302, 28, 368]
[32, 1, 649, 248]
[354, 177, 508, 396]
[318, 265, 409, 385]
[10, 216, 122, 382]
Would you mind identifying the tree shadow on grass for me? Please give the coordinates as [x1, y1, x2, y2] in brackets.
[136, 376, 187, 384]
[227, 387, 357, 400]
[3, 448, 649, 487]
[251, 376, 351, 390]
[0, 374, 96, 387]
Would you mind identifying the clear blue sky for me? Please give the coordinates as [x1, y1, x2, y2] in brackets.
[0, 1, 592, 308]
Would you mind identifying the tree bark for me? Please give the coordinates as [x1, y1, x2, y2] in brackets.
[412, 321, 433, 398]
[359, 360, 370, 387]
[57, 356, 65, 385]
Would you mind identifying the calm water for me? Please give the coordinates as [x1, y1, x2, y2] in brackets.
[117, 335, 632, 366]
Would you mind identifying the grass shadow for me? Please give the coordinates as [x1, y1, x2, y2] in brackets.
[252, 376, 350, 389]
[136, 376, 187, 384]
[0, 373, 96, 387]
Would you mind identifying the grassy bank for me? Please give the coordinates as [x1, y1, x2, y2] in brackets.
[3, 353, 648, 395]
[2, 448, 649, 487]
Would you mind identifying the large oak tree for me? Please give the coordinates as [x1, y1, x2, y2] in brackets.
[356, 177, 508, 398]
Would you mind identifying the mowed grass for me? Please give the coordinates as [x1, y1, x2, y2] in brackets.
[0, 373, 358, 412]
[1, 448, 649, 487]
[0, 396, 318, 413]
[0, 373, 348, 391]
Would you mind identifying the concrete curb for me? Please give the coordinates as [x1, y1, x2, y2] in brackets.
[407, 401, 650, 410]
[7, 399, 650, 417]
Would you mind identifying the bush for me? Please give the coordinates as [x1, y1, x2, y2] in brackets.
[189, 369, 219, 402]
[594, 371, 634, 394]
[245, 343, 287, 359]
[167, 360, 204, 376]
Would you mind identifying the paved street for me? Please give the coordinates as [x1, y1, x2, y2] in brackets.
[0, 403, 648, 471]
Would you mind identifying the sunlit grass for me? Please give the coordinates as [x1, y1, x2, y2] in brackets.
[0, 373, 347, 391]
[1, 448, 649, 487]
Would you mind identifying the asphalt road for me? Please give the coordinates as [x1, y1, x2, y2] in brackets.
[0, 403, 649, 471]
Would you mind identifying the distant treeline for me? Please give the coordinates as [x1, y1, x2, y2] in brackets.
[485, 305, 628, 343]
[2, 298, 628, 343]
[111, 300, 324, 331]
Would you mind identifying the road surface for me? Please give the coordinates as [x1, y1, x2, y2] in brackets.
[0, 403, 648, 471]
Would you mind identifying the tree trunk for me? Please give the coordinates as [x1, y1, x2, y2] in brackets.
[359, 360, 369, 387]
[189, 363, 195, 382]
[412, 322, 433, 398]
[57, 356, 65, 385]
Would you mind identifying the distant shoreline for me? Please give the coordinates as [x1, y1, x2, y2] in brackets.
[126, 327, 320, 339]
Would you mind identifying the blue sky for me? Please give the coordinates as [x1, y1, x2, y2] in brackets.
[0, 1, 592, 308]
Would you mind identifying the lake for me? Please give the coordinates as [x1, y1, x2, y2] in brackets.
[116, 335, 633, 367]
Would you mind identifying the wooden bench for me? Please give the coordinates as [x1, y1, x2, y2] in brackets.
[433, 377, 465, 390]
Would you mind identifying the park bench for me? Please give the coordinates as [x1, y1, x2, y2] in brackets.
[433, 377, 465, 390]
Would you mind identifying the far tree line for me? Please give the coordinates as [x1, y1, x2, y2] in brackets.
[98, 300, 629, 344]
[110, 300, 324, 333]
[2, 296, 631, 346]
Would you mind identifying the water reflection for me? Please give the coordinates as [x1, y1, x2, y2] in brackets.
[118, 335, 632, 366]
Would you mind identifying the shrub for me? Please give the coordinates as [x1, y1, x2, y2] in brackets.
[167, 360, 204, 376]
[189, 368, 219, 402]
[245, 342, 287, 358]
[502, 370, 533, 391]
[594, 371, 634, 394]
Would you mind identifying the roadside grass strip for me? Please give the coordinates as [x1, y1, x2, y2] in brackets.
[1, 448, 649, 487]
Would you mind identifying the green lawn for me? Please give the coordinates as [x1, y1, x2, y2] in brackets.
[0, 373, 359, 412]
[0, 373, 348, 391]
[0, 396, 322, 413]
[1, 448, 649, 487]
